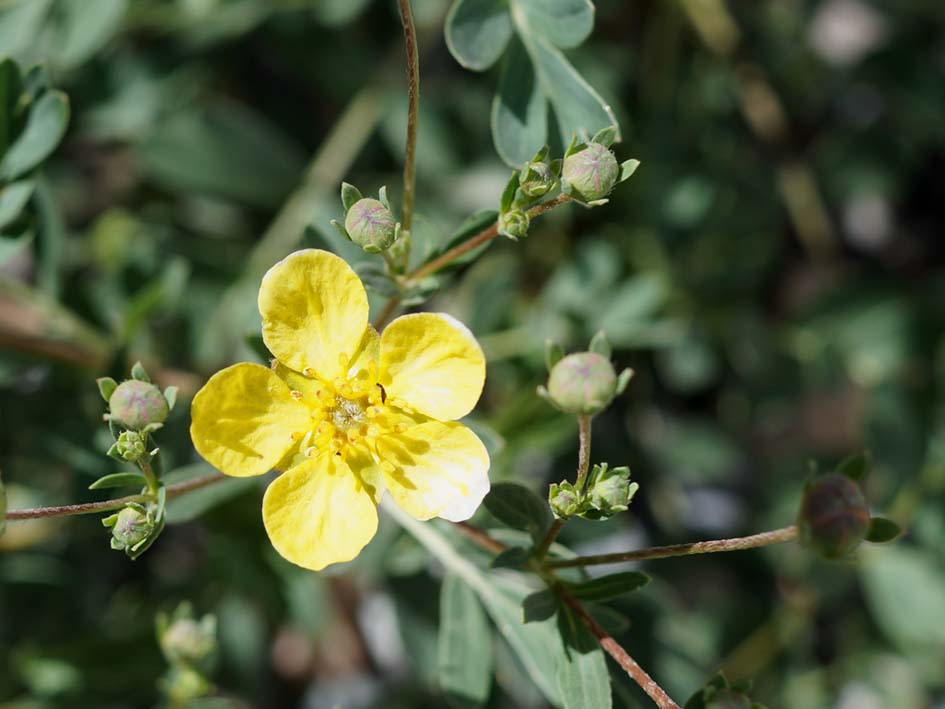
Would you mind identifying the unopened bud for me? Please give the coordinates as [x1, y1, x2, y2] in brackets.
[519, 161, 556, 199]
[114, 430, 148, 462]
[344, 198, 398, 253]
[798, 473, 870, 559]
[108, 379, 169, 431]
[547, 352, 617, 415]
[587, 464, 638, 518]
[549, 481, 583, 519]
[563, 142, 619, 201]
[106, 505, 152, 550]
[498, 209, 530, 240]
[161, 616, 217, 667]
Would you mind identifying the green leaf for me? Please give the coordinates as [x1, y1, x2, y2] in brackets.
[0, 179, 34, 230]
[491, 546, 532, 569]
[0, 90, 69, 180]
[556, 604, 612, 709]
[492, 35, 547, 166]
[515, 0, 594, 49]
[836, 451, 870, 482]
[545, 339, 564, 371]
[483, 482, 553, 542]
[565, 571, 650, 601]
[130, 361, 150, 382]
[522, 589, 558, 623]
[865, 517, 902, 543]
[53, 0, 128, 70]
[439, 573, 494, 708]
[523, 35, 619, 150]
[618, 159, 640, 183]
[500, 171, 520, 213]
[88, 472, 147, 490]
[340, 181, 362, 211]
[446, 0, 513, 71]
[588, 330, 611, 358]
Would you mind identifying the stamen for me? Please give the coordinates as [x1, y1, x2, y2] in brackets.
[304, 446, 318, 458]
[303, 367, 315, 378]
[290, 390, 303, 401]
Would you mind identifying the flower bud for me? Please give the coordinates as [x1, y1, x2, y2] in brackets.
[587, 464, 638, 519]
[563, 142, 619, 201]
[108, 379, 169, 431]
[344, 198, 398, 253]
[107, 505, 152, 550]
[798, 473, 870, 559]
[547, 352, 617, 415]
[161, 616, 217, 667]
[498, 209, 530, 241]
[519, 161, 556, 199]
[114, 430, 148, 462]
[549, 481, 583, 519]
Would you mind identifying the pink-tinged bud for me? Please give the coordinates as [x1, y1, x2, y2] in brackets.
[562, 143, 619, 201]
[798, 473, 870, 559]
[108, 379, 169, 430]
[547, 352, 617, 415]
[344, 198, 398, 253]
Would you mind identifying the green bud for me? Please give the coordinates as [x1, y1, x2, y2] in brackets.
[498, 209, 530, 240]
[547, 352, 618, 415]
[160, 666, 213, 705]
[107, 505, 152, 549]
[114, 430, 148, 462]
[519, 161, 556, 199]
[562, 142, 619, 201]
[586, 463, 638, 519]
[344, 198, 398, 253]
[107, 379, 169, 431]
[161, 616, 217, 668]
[798, 473, 870, 559]
[549, 480, 583, 519]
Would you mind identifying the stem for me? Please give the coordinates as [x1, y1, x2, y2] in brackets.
[6, 472, 226, 521]
[534, 413, 592, 559]
[397, 0, 419, 241]
[548, 525, 799, 568]
[373, 194, 571, 328]
[559, 589, 681, 709]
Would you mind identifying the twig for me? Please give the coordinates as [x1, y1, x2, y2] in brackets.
[397, 0, 419, 239]
[6, 472, 226, 521]
[547, 525, 799, 568]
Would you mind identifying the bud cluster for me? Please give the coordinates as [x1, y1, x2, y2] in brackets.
[549, 462, 639, 521]
[102, 499, 165, 559]
[157, 602, 218, 705]
[331, 183, 402, 254]
[497, 147, 560, 241]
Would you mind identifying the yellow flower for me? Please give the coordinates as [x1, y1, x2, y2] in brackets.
[190, 249, 490, 570]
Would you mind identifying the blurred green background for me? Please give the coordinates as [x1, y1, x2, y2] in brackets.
[2, 0, 945, 707]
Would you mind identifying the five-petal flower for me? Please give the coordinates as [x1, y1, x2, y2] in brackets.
[190, 249, 490, 570]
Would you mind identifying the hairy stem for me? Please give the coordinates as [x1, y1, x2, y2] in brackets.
[373, 194, 571, 328]
[5, 472, 226, 521]
[547, 525, 799, 568]
[559, 589, 681, 709]
[397, 0, 419, 242]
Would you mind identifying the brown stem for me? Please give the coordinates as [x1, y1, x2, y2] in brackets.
[6, 472, 226, 521]
[372, 194, 571, 329]
[560, 589, 681, 709]
[534, 413, 592, 559]
[397, 0, 419, 239]
[548, 525, 799, 568]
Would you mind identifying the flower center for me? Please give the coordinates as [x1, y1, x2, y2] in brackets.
[283, 355, 412, 464]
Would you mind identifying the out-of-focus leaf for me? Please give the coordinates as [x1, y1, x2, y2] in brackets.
[53, 0, 127, 69]
[865, 517, 902, 543]
[0, 180, 34, 230]
[0, 90, 69, 179]
[0, 0, 53, 58]
[446, 0, 513, 71]
[0, 58, 22, 155]
[164, 465, 258, 524]
[438, 572, 494, 707]
[516, 0, 594, 50]
[313, 0, 373, 26]
[522, 589, 557, 623]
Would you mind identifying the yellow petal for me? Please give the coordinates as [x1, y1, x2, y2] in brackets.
[379, 421, 490, 522]
[262, 455, 378, 571]
[379, 313, 485, 420]
[190, 363, 310, 477]
[258, 249, 368, 381]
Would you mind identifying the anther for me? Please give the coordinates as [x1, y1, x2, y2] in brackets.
[304, 446, 318, 458]
[290, 390, 303, 401]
